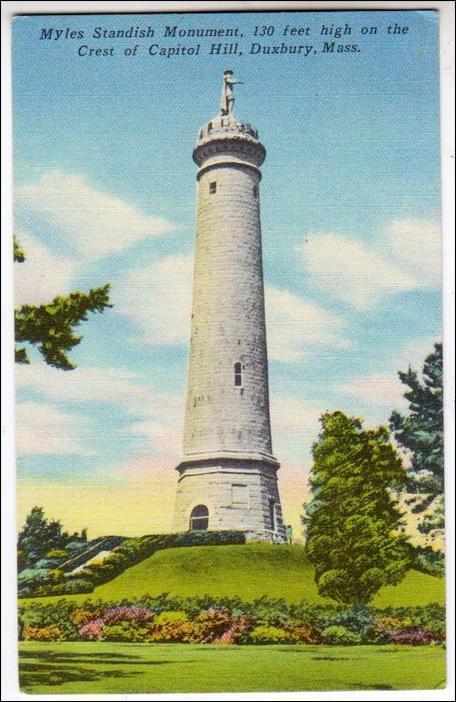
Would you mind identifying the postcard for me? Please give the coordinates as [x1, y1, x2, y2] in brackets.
[11, 6, 446, 695]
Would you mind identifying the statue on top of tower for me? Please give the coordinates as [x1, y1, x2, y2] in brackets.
[220, 69, 243, 116]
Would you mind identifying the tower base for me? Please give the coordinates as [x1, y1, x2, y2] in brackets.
[173, 456, 286, 543]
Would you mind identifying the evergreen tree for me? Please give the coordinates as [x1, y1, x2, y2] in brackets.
[14, 236, 112, 369]
[305, 411, 410, 605]
[17, 507, 64, 567]
[390, 343, 444, 494]
[13, 235, 25, 262]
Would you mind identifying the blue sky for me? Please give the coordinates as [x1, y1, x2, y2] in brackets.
[14, 10, 442, 535]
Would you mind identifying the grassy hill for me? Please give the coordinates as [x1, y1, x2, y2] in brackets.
[27, 543, 445, 607]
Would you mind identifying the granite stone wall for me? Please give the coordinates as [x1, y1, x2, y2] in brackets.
[173, 461, 285, 542]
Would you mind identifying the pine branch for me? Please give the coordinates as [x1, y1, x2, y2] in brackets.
[15, 285, 112, 370]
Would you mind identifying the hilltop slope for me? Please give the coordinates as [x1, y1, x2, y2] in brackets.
[28, 543, 445, 606]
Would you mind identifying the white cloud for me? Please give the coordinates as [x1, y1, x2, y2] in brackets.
[396, 335, 441, 371]
[16, 401, 92, 455]
[17, 363, 151, 409]
[14, 231, 78, 306]
[16, 363, 184, 456]
[115, 252, 194, 346]
[334, 372, 407, 408]
[386, 218, 441, 288]
[296, 218, 441, 309]
[265, 286, 350, 362]
[17, 171, 177, 260]
[331, 335, 441, 419]
[297, 233, 416, 310]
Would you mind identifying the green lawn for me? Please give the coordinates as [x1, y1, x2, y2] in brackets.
[25, 543, 445, 607]
[19, 642, 446, 693]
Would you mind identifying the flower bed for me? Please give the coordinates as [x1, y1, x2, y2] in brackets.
[18, 596, 445, 646]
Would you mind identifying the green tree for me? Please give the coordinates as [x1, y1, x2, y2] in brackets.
[305, 411, 410, 605]
[14, 236, 112, 370]
[17, 507, 65, 568]
[390, 343, 444, 494]
[14, 235, 25, 262]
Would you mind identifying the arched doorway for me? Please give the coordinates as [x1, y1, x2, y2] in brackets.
[189, 504, 209, 531]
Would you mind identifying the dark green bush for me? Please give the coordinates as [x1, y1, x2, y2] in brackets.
[48, 579, 94, 595]
[412, 546, 445, 577]
[322, 605, 375, 642]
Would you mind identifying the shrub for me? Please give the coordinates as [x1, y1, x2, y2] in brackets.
[171, 530, 246, 548]
[369, 615, 406, 643]
[46, 549, 69, 559]
[49, 578, 94, 595]
[248, 625, 292, 644]
[154, 610, 189, 625]
[70, 609, 100, 627]
[17, 597, 446, 646]
[18, 567, 49, 584]
[19, 599, 81, 641]
[285, 625, 322, 644]
[65, 541, 87, 552]
[284, 602, 330, 631]
[47, 569, 64, 583]
[103, 621, 151, 643]
[34, 558, 58, 569]
[215, 616, 255, 644]
[82, 562, 118, 585]
[65, 569, 95, 582]
[252, 598, 292, 627]
[79, 618, 105, 641]
[323, 606, 375, 641]
[388, 627, 435, 646]
[413, 547, 445, 577]
[322, 625, 361, 645]
[192, 609, 233, 642]
[149, 610, 233, 644]
[392, 604, 445, 641]
[102, 553, 128, 570]
[23, 625, 61, 641]
[148, 620, 196, 643]
[102, 605, 155, 625]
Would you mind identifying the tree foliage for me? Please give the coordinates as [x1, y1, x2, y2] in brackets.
[14, 236, 112, 369]
[15, 286, 111, 370]
[17, 507, 64, 569]
[390, 343, 444, 494]
[17, 506, 87, 570]
[14, 235, 26, 262]
[305, 411, 410, 605]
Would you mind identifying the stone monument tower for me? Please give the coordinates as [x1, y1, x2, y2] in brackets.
[173, 70, 285, 542]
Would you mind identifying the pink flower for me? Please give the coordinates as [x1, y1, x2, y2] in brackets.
[79, 618, 105, 640]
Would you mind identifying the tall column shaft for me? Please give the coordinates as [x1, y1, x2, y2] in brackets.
[184, 160, 273, 461]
